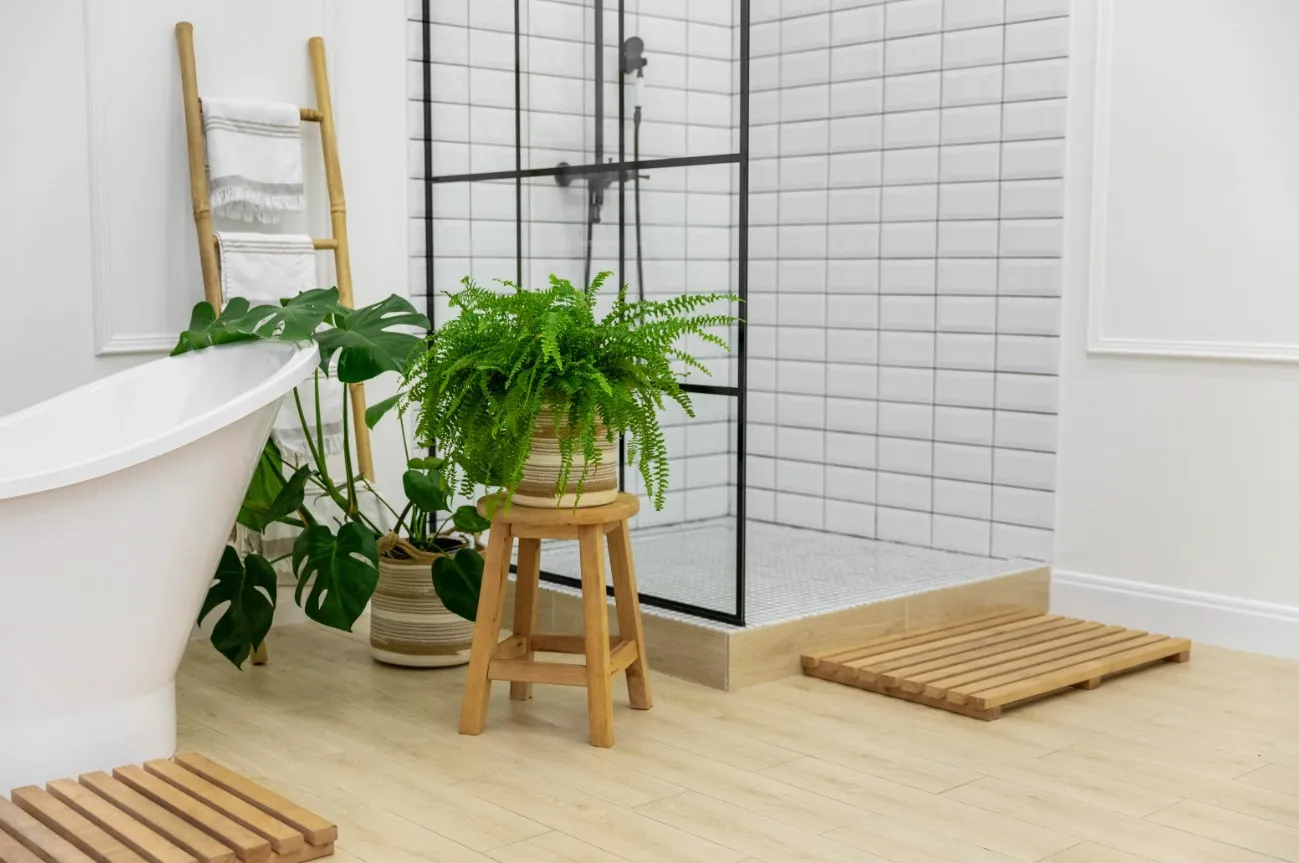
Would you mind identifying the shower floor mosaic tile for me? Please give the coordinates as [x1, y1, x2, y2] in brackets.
[532, 518, 1041, 630]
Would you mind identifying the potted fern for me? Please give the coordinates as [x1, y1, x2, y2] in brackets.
[406, 272, 738, 510]
[172, 289, 486, 668]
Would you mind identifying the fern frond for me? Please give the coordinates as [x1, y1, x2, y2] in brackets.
[405, 272, 740, 510]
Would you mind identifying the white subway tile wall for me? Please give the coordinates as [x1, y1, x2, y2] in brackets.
[743, 0, 1067, 559]
[409, 0, 1066, 561]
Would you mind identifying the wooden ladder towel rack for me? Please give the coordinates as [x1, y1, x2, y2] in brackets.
[175, 21, 374, 480]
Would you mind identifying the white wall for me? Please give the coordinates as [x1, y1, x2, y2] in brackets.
[1054, 0, 1299, 658]
[0, 0, 411, 500]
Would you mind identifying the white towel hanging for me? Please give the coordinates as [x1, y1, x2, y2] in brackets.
[203, 97, 305, 223]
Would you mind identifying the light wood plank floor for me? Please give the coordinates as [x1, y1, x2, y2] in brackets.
[177, 623, 1299, 863]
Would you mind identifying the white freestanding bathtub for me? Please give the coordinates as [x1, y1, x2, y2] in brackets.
[0, 340, 318, 792]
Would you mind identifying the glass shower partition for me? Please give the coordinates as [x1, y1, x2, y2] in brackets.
[419, 0, 750, 625]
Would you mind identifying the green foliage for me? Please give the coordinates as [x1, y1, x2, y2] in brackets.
[198, 547, 277, 668]
[406, 272, 738, 509]
[316, 294, 429, 383]
[432, 549, 484, 621]
[176, 290, 483, 669]
[291, 522, 381, 630]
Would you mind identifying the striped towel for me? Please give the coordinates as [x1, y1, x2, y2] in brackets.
[202, 98, 304, 223]
[216, 231, 340, 460]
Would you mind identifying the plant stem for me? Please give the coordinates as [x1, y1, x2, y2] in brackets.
[398, 411, 411, 464]
[305, 474, 351, 517]
[340, 384, 357, 513]
[292, 390, 328, 483]
[393, 500, 415, 536]
[313, 371, 326, 465]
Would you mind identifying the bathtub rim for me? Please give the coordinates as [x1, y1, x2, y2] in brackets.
[0, 340, 319, 502]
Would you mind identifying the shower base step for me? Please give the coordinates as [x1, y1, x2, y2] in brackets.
[802, 609, 1191, 720]
[503, 564, 1051, 690]
[0, 753, 335, 863]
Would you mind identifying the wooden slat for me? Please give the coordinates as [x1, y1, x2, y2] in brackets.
[0, 826, 48, 863]
[111, 768, 269, 863]
[946, 632, 1163, 705]
[140, 764, 300, 857]
[11, 787, 149, 863]
[902, 624, 1122, 692]
[45, 780, 194, 863]
[805, 607, 1032, 664]
[609, 640, 638, 675]
[922, 628, 1146, 698]
[842, 614, 1061, 671]
[879, 620, 1106, 687]
[493, 635, 528, 660]
[0, 797, 96, 863]
[488, 659, 588, 686]
[529, 633, 613, 654]
[963, 636, 1192, 709]
[171, 757, 335, 848]
[79, 774, 234, 863]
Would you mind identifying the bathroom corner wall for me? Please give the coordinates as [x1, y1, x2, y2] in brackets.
[406, 0, 740, 529]
[745, 0, 1069, 559]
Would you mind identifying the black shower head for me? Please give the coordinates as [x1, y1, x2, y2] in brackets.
[622, 36, 647, 76]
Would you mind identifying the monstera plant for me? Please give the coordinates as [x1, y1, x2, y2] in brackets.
[172, 289, 486, 668]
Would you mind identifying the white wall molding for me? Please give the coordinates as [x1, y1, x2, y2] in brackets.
[81, 1, 161, 356]
[1084, 0, 1299, 364]
[1053, 569, 1299, 660]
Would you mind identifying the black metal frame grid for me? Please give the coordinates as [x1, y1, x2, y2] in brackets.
[420, 0, 750, 627]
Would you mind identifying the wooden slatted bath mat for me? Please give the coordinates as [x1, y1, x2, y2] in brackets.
[802, 608, 1191, 720]
[0, 753, 335, 863]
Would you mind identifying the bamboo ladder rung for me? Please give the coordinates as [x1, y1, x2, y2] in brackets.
[208, 238, 338, 251]
[0, 757, 336, 863]
[803, 611, 1192, 720]
[195, 99, 321, 123]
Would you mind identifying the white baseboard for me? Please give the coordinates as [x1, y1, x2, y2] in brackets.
[1052, 570, 1299, 660]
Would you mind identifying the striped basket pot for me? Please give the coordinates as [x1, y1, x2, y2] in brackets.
[369, 534, 475, 667]
[515, 407, 618, 508]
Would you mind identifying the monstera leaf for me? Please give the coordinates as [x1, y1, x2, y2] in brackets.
[291, 522, 380, 631]
[198, 547, 277, 668]
[244, 287, 342, 342]
[171, 298, 274, 356]
[316, 295, 430, 383]
[451, 505, 492, 535]
[237, 458, 310, 534]
[403, 468, 450, 514]
[432, 548, 483, 621]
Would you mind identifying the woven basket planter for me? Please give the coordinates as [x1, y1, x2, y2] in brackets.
[369, 534, 475, 667]
[514, 407, 618, 508]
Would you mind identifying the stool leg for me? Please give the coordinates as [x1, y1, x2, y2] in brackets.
[459, 524, 513, 736]
[510, 537, 542, 701]
[578, 524, 614, 748]
[607, 519, 652, 710]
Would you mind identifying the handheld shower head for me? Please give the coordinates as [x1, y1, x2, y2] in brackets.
[622, 37, 647, 77]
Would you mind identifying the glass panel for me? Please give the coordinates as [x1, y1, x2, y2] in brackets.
[417, 0, 748, 623]
[537, 392, 738, 621]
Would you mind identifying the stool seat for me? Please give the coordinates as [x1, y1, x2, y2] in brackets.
[459, 492, 652, 747]
[477, 491, 640, 526]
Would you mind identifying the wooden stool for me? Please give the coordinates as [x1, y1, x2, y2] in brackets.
[458, 492, 652, 747]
